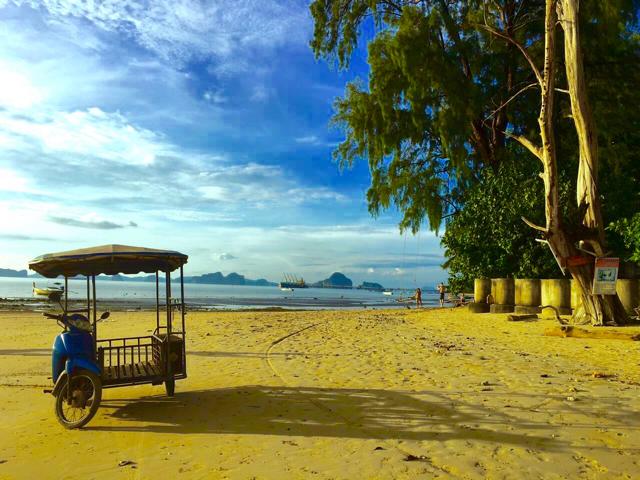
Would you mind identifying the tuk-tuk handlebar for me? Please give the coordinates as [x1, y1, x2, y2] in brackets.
[43, 311, 110, 321]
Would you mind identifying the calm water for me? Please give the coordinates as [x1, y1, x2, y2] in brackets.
[1, 277, 439, 309]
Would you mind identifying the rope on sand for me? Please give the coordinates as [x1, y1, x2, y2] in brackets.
[265, 322, 322, 381]
[264, 321, 340, 420]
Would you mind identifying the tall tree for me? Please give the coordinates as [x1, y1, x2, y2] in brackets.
[311, 0, 542, 231]
[312, 0, 639, 324]
[482, 0, 633, 324]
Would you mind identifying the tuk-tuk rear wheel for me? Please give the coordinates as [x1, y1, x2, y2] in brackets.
[55, 369, 102, 429]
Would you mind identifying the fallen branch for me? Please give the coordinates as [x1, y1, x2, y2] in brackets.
[544, 325, 640, 341]
[507, 314, 538, 322]
[541, 305, 568, 325]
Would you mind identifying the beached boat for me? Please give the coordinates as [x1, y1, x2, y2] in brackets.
[32, 282, 64, 300]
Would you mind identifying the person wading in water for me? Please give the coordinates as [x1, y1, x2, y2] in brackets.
[437, 283, 446, 307]
[414, 287, 423, 308]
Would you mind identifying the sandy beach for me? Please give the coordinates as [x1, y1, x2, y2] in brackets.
[0, 307, 639, 479]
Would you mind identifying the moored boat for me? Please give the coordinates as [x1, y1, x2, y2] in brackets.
[33, 282, 64, 300]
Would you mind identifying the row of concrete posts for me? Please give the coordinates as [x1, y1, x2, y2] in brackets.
[470, 278, 640, 317]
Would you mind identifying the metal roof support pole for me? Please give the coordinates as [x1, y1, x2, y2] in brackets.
[86, 276, 90, 315]
[64, 276, 68, 313]
[155, 271, 160, 332]
[166, 270, 172, 334]
[165, 270, 172, 382]
[180, 266, 186, 375]
[180, 266, 185, 333]
[92, 275, 97, 349]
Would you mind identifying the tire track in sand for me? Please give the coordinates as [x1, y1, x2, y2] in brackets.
[263, 317, 453, 477]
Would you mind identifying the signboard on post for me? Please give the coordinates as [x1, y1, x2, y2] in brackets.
[592, 257, 619, 295]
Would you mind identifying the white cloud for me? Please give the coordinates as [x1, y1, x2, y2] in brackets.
[49, 213, 138, 229]
[0, 168, 32, 193]
[198, 186, 228, 202]
[0, 66, 44, 109]
[250, 85, 271, 102]
[0, 107, 170, 166]
[163, 223, 445, 286]
[391, 268, 405, 276]
[5, 0, 309, 69]
[294, 134, 338, 147]
[203, 89, 227, 104]
[218, 253, 236, 261]
[194, 162, 348, 207]
[295, 135, 319, 144]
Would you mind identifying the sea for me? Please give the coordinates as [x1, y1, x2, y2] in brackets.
[0, 277, 440, 310]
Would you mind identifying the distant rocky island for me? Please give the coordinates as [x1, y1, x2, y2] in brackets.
[1, 268, 276, 286]
[311, 272, 353, 289]
[1, 267, 387, 290]
[186, 272, 275, 287]
[112, 272, 276, 287]
[0, 268, 28, 278]
[357, 281, 384, 291]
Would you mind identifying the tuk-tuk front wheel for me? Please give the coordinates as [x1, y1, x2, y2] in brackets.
[55, 369, 102, 429]
[165, 378, 175, 397]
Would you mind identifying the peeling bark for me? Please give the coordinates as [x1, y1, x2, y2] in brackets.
[480, 0, 628, 324]
[555, 0, 628, 325]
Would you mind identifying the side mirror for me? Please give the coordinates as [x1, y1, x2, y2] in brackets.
[100, 311, 110, 320]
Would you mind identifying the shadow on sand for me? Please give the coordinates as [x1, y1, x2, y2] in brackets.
[0, 348, 50, 356]
[91, 385, 568, 450]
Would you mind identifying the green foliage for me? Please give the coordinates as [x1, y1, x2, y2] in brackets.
[311, 0, 640, 285]
[314, 0, 544, 233]
[441, 156, 575, 293]
[609, 214, 640, 263]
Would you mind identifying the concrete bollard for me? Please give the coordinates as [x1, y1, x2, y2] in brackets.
[514, 279, 541, 314]
[469, 279, 492, 313]
[492, 278, 515, 305]
[490, 278, 515, 313]
[474, 279, 491, 303]
[616, 279, 640, 316]
[541, 279, 572, 317]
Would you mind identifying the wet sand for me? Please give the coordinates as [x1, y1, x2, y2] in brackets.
[0, 308, 639, 479]
[0, 295, 406, 312]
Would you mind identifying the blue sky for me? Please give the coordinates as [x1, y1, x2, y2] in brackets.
[0, 0, 446, 287]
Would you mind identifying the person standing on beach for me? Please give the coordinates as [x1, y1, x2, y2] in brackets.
[437, 283, 446, 307]
[414, 287, 422, 308]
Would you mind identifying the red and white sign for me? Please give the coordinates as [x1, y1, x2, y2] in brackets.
[592, 257, 619, 295]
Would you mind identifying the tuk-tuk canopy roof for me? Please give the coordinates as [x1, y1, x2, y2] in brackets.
[29, 244, 188, 278]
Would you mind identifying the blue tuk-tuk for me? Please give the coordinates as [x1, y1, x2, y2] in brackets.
[29, 244, 188, 428]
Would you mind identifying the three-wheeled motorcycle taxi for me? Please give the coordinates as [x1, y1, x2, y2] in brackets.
[29, 244, 188, 429]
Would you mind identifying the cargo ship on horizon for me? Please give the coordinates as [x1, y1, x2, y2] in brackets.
[279, 273, 308, 289]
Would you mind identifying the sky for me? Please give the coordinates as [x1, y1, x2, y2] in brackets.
[0, 0, 446, 287]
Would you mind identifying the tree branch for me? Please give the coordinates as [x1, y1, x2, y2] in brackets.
[485, 82, 538, 121]
[505, 132, 543, 160]
[522, 216, 548, 232]
[479, 23, 543, 86]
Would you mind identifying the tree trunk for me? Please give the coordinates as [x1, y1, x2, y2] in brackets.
[487, 0, 629, 325]
[555, 0, 628, 325]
